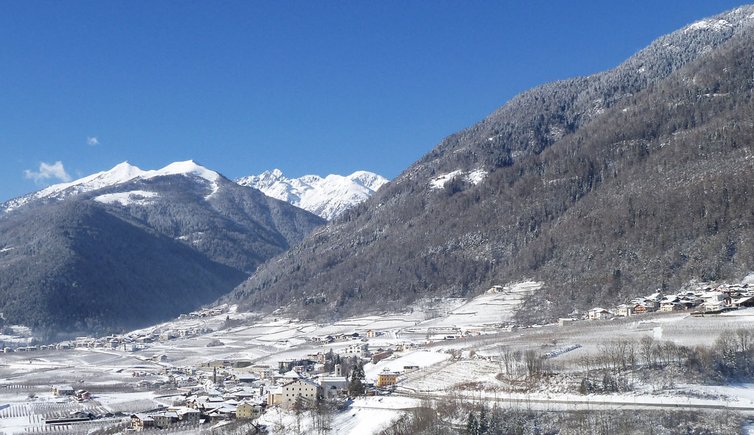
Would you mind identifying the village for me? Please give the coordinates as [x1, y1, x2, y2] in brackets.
[583, 282, 754, 322]
[4, 279, 754, 433]
[0, 306, 427, 433]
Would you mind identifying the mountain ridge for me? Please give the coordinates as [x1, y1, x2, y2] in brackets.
[0, 161, 324, 333]
[2, 160, 223, 213]
[237, 169, 388, 220]
[226, 5, 754, 323]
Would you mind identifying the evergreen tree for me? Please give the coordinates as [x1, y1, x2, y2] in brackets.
[488, 406, 500, 434]
[478, 406, 488, 434]
[347, 364, 365, 396]
[466, 412, 478, 435]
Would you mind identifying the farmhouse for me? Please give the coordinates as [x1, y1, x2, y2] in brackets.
[279, 379, 318, 408]
[588, 307, 610, 320]
[701, 291, 730, 311]
[266, 386, 283, 406]
[130, 414, 155, 431]
[176, 407, 201, 424]
[236, 401, 264, 419]
[660, 298, 684, 312]
[52, 385, 75, 396]
[615, 304, 634, 317]
[372, 350, 393, 364]
[633, 302, 657, 314]
[151, 411, 178, 429]
[267, 379, 319, 408]
[376, 370, 399, 388]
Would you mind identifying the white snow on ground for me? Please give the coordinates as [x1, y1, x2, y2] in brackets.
[364, 351, 452, 383]
[429, 170, 463, 189]
[6, 289, 754, 433]
[429, 169, 487, 189]
[681, 383, 754, 406]
[399, 359, 500, 393]
[417, 387, 754, 412]
[421, 281, 543, 328]
[332, 396, 419, 435]
[685, 18, 732, 32]
[466, 169, 487, 185]
[0, 247, 14, 253]
[256, 396, 418, 435]
[94, 190, 159, 206]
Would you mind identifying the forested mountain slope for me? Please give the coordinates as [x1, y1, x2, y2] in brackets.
[0, 161, 324, 333]
[228, 6, 754, 322]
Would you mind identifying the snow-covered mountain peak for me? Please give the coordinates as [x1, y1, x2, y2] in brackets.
[38, 161, 145, 197]
[240, 168, 287, 190]
[237, 169, 388, 220]
[346, 171, 390, 191]
[145, 160, 221, 183]
[109, 161, 143, 176]
[2, 160, 226, 213]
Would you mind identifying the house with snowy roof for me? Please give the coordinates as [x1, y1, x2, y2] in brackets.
[615, 304, 634, 317]
[236, 401, 264, 419]
[319, 375, 347, 399]
[130, 414, 155, 431]
[587, 307, 610, 320]
[52, 385, 75, 396]
[269, 378, 319, 408]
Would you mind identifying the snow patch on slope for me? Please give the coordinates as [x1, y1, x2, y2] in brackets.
[467, 169, 487, 185]
[237, 169, 388, 220]
[364, 350, 451, 383]
[429, 170, 463, 189]
[429, 169, 487, 189]
[94, 190, 159, 206]
[685, 18, 732, 33]
[419, 281, 544, 327]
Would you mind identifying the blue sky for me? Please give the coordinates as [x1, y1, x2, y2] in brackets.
[0, 1, 746, 201]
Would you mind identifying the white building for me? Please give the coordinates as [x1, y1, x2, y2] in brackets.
[278, 379, 318, 408]
[588, 307, 610, 320]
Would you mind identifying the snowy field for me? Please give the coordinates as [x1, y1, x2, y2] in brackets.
[3, 291, 754, 433]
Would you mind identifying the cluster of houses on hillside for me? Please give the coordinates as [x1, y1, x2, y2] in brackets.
[124, 357, 401, 431]
[123, 337, 413, 431]
[5, 305, 431, 432]
[2, 326, 214, 353]
[584, 283, 754, 322]
[47, 354, 365, 431]
[121, 335, 419, 431]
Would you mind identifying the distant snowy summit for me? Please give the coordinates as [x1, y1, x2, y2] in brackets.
[3, 161, 388, 220]
[237, 169, 388, 220]
[2, 160, 222, 213]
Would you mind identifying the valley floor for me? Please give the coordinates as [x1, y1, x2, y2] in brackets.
[2, 298, 754, 434]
